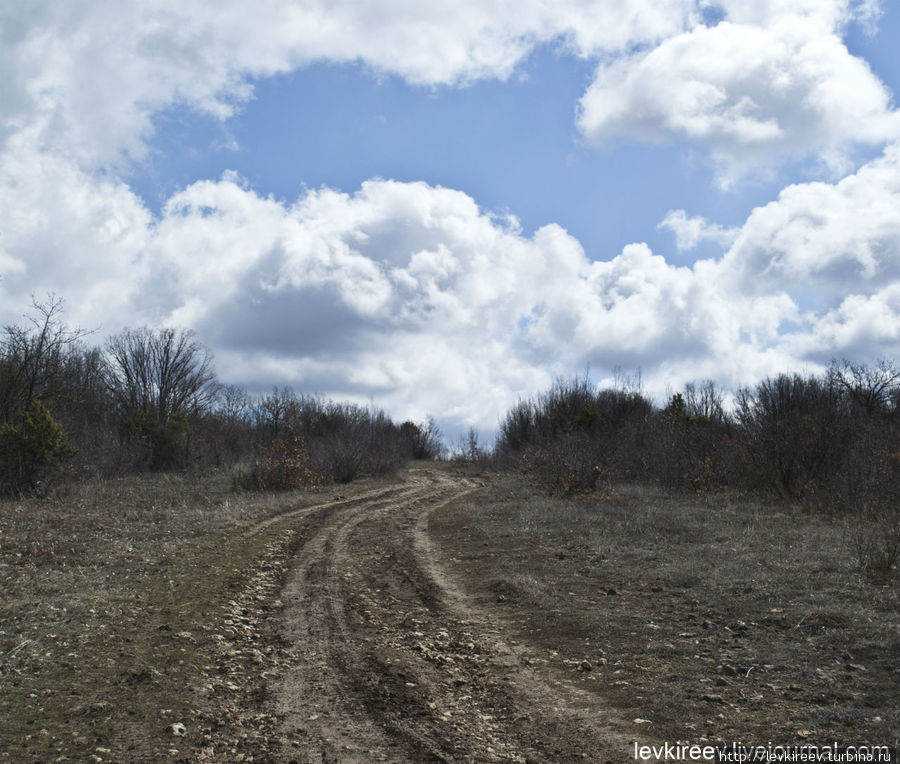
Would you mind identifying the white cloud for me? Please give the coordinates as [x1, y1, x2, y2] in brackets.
[578, 8, 900, 184]
[3, 1, 895, 184]
[84, 177, 821, 426]
[0, 0, 699, 172]
[0, 136, 151, 329]
[0, 168, 725, 424]
[658, 209, 740, 252]
[3, 155, 900, 429]
[721, 143, 900, 304]
[851, 0, 883, 35]
[142, 178, 603, 425]
[2, 0, 900, 434]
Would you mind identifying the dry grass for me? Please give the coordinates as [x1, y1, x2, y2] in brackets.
[429, 474, 900, 749]
[3, 467, 897, 759]
[0, 471, 346, 762]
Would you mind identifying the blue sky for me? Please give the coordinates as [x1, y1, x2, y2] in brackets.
[134, 3, 900, 265]
[134, 46, 782, 263]
[3, 1, 900, 434]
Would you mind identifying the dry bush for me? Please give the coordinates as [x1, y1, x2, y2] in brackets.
[252, 392, 414, 482]
[734, 373, 851, 499]
[236, 434, 323, 491]
[497, 375, 652, 493]
[497, 366, 900, 517]
[849, 504, 900, 582]
[520, 433, 605, 495]
[400, 418, 443, 460]
[311, 433, 365, 484]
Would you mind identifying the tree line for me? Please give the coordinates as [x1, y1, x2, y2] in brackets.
[4, 295, 899, 523]
[0, 297, 441, 496]
[494, 364, 900, 515]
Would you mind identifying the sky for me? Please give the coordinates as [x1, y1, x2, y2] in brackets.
[2, 0, 900, 437]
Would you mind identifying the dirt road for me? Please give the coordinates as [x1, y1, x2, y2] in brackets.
[260, 467, 627, 762]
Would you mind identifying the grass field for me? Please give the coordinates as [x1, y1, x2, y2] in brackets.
[0, 471, 379, 762]
[429, 472, 899, 750]
[1, 467, 897, 760]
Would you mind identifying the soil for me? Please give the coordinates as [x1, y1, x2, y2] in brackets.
[2, 465, 896, 762]
[251, 466, 898, 762]
[259, 466, 633, 763]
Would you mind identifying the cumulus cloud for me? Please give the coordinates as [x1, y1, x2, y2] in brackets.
[142, 178, 602, 422]
[3, 1, 894, 181]
[578, 10, 900, 183]
[3, 154, 900, 428]
[658, 210, 740, 252]
[0, 165, 748, 425]
[0, 0, 700, 171]
[2, 0, 900, 432]
[21, 174, 815, 422]
[0, 137, 151, 329]
[721, 143, 900, 303]
[142, 170, 900, 420]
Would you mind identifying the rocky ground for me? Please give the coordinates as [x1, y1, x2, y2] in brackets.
[2, 466, 896, 762]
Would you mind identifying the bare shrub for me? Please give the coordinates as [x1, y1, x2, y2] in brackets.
[250, 391, 415, 483]
[654, 385, 733, 492]
[850, 504, 900, 582]
[312, 432, 365, 484]
[496, 375, 653, 492]
[400, 418, 443, 460]
[734, 373, 850, 499]
[521, 432, 604, 495]
[236, 434, 323, 491]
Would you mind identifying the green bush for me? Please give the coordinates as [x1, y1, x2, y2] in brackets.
[0, 399, 75, 495]
[125, 409, 192, 471]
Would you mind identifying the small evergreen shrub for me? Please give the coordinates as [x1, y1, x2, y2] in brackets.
[125, 409, 192, 471]
[0, 399, 75, 495]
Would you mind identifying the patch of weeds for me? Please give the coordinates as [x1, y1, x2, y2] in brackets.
[849, 505, 900, 583]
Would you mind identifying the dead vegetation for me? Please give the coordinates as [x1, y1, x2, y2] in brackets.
[428, 473, 900, 750]
[1, 464, 897, 761]
[0, 470, 385, 762]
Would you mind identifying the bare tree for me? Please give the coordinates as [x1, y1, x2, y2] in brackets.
[459, 427, 483, 462]
[683, 379, 726, 424]
[0, 296, 88, 493]
[828, 359, 900, 417]
[105, 327, 216, 423]
[214, 383, 252, 424]
[252, 387, 298, 440]
[1, 295, 89, 423]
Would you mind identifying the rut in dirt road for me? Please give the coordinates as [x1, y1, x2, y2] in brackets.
[270, 468, 629, 763]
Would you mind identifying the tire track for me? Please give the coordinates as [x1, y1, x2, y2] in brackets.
[273, 470, 475, 762]
[270, 468, 632, 762]
[246, 479, 434, 538]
